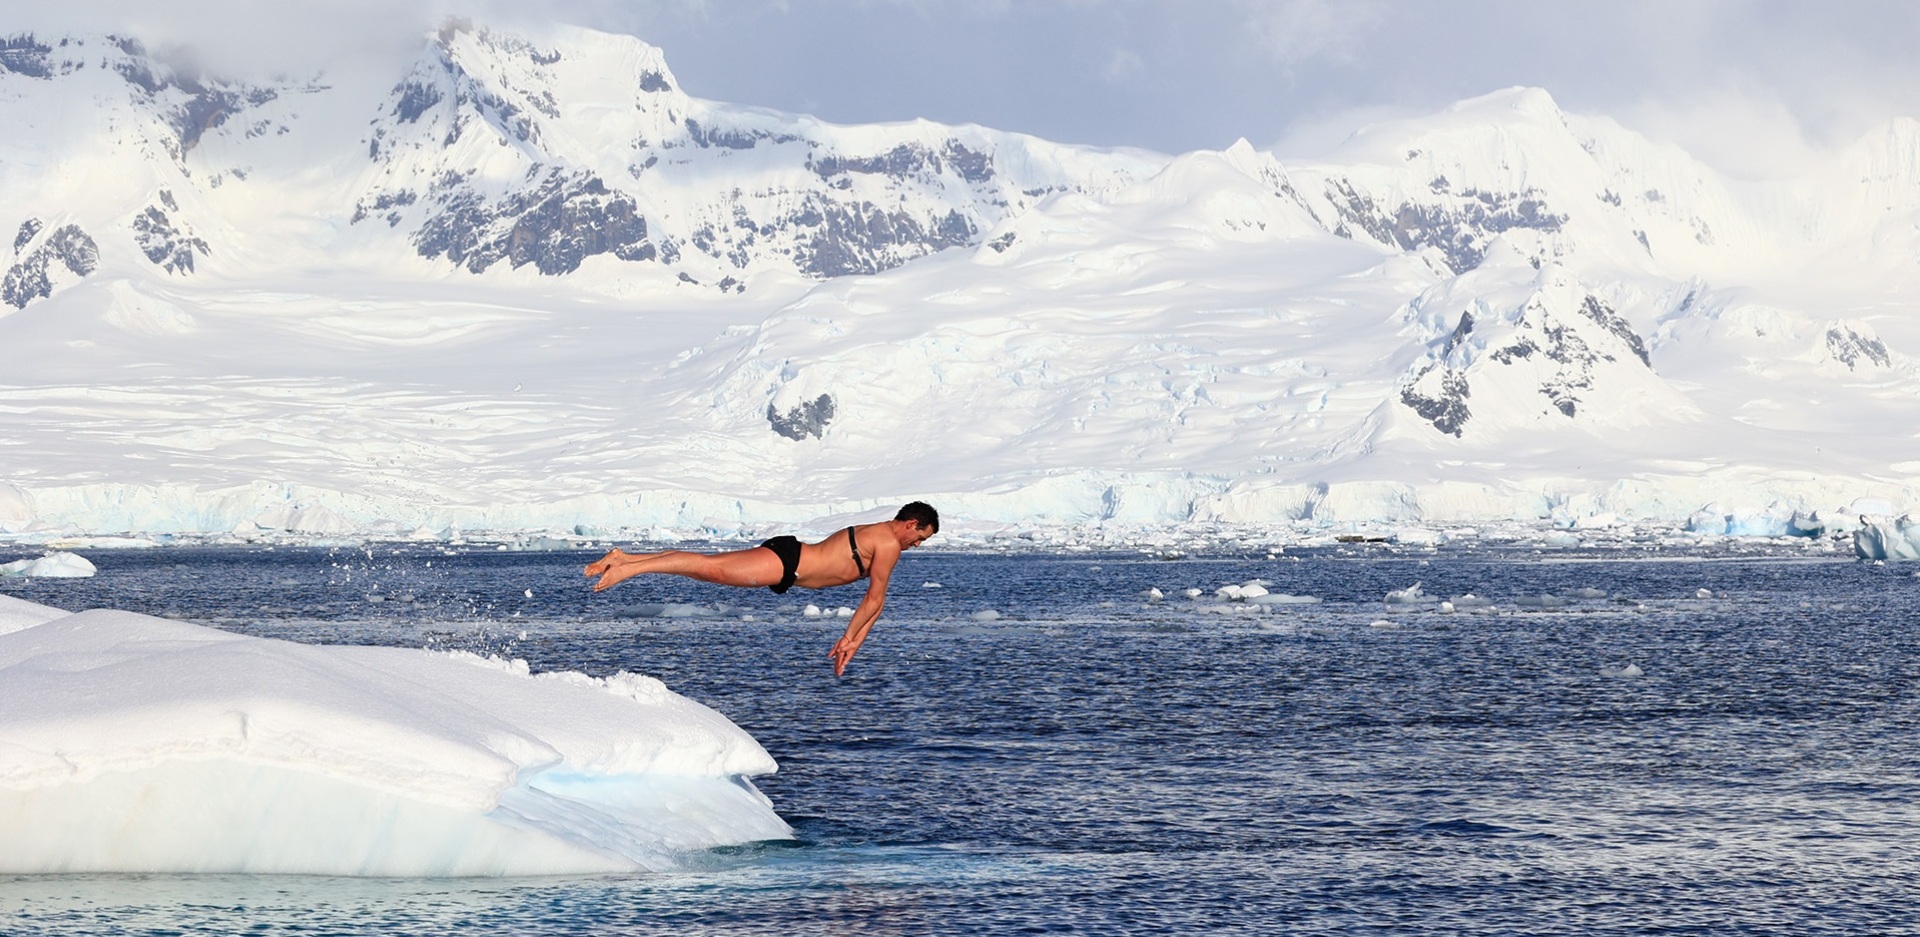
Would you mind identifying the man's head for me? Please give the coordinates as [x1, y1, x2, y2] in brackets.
[895, 501, 939, 534]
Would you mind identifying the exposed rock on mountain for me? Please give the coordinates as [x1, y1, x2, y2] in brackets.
[411, 170, 656, 275]
[1318, 180, 1567, 274]
[4, 223, 98, 309]
[132, 193, 209, 274]
[1825, 324, 1891, 371]
[769, 394, 836, 441]
[1398, 272, 1665, 438]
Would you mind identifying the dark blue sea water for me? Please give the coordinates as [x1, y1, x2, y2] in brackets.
[4, 541, 1920, 935]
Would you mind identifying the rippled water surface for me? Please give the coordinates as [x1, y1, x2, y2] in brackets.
[4, 542, 1919, 934]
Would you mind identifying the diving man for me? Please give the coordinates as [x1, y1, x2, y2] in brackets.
[585, 502, 939, 675]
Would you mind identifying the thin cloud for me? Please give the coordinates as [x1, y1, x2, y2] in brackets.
[11, 0, 1920, 174]
[1233, 0, 1385, 72]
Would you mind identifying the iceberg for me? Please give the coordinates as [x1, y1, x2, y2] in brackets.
[1854, 515, 1920, 561]
[0, 551, 96, 578]
[0, 596, 790, 875]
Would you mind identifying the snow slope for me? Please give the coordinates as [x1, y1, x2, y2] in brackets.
[0, 594, 789, 874]
[1, 25, 1916, 538]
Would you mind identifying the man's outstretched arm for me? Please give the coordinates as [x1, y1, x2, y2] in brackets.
[829, 539, 899, 676]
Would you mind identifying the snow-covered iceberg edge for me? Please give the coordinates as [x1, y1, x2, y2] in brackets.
[1854, 515, 1920, 561]
[0, 595, 791, 876]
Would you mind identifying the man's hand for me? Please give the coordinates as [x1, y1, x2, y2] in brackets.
[829, 619, 873, 676]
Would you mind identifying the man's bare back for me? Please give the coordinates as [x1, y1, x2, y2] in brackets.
[584, 502, 939, 675]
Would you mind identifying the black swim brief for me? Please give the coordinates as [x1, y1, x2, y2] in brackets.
[760, 535, 802, 594]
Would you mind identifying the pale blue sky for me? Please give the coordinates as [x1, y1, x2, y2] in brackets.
[26, 0, 1920, 177]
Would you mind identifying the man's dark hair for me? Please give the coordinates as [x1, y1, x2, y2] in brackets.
[896, 501, 939, 533]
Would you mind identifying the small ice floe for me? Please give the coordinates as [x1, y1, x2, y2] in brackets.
[1566, 587, 1608, 599]
[1449, 593, 1493, 608]
[970, 609, 1002, 621]
[1542, 531, 1582, 548]
[1183, 588, 1203, 599]
[1198, 603, 1265, 616]
[1216, 581, 1270, 602]
[1144, 587, 1165, 603]
[523, 589, 534, 599]
[1514, 595, 1568, 608]
[835, 607, 855, 618]
[1392, 527, 1445, 547]
[1249, 593, 1320, 606]
[616, 603, 728, 619]
[803, 604, 823, 618]
[1383, 582, 1427, 605]
[1439, 601, 1455, 613]
[1694, 588, 1713, 599]
[0, 552, 97, 579]
[1368, 619, 1401, 629]
[1600, 663, 1645, 679]
[922, 582, 944, 589]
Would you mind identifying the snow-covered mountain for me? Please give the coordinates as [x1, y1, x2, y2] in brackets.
[2, 22, 1916, 538]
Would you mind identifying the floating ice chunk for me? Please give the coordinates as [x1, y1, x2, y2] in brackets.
[1248, 593, 1319, 606]
[1448, 593, 1493, 608]
[1514, 595, 1568, 608]
[835, 607, 854, 618]
[1438, 601, 1455, 613]
[1383, 582, 1426, 605]
[1601, 663, 1645, 678]
[970, 609, 1002, 621]
[922, 582, 944, 589]
[1198, 603, 1263, 615]
[1183, 588, 1203, 599]
[1854, 515, 1920, 561]
[1368, 620, 1400, 629]
[1566, 587, 1608, 599]
[1542, 531, 1581, 548]
[1392, 527, 1444, 546]
[1144, 587, 1164, 602]
[1688, 502, 1796, 537]
[803, 604, 823, 618]
[1212, 580, 1273, 602]
[1694, 588, 1713, 599]
[0, 599, 788, 875]
[616, 603, 728, 619]
[0, 551, 97, 579]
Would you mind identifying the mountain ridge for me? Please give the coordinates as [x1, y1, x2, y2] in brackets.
[0, 22, 1916, 537]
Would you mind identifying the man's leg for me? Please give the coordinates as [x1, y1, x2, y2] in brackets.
[586, 546, 785, 592]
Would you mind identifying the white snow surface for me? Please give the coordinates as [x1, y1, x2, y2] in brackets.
[2, 25, 1918, 539]
[0, 596, 789, 875]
